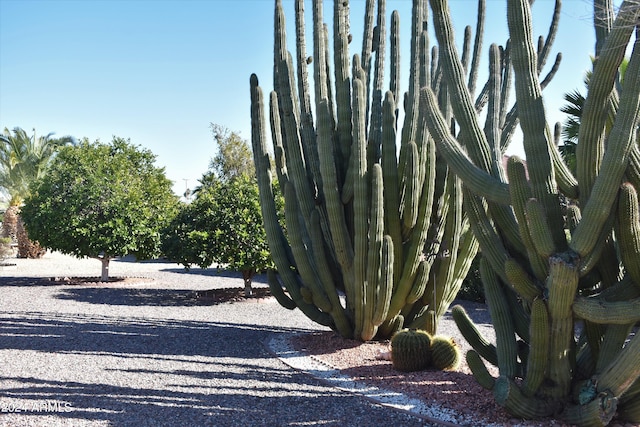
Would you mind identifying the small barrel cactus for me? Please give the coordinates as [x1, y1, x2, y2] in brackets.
[390, 328, 433, 372]
[431, 335, 461, 371]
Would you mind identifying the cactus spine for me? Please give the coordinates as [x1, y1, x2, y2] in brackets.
[251, 0, 481, 341]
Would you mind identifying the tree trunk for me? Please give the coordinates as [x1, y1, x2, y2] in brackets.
[1, 206, 19, 243]
[16, 217, 46, 259]
[242, 270, 254, 297]
[101, 258, 110, 282]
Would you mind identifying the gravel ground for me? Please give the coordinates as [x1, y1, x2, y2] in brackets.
[0, 252, 454, 427]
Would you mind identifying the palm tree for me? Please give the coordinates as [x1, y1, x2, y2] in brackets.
[0, 127, 75, 257]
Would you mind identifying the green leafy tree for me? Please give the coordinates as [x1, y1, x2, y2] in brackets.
[21, 137, 179, 280]
[195, 124, 255, 193]
[164, 126, 283, 296]
[163, 175, 283, 297]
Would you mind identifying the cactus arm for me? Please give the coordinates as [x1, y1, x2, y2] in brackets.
[525, 198, 556, 258]
[465, 191, 510, 283]
[498, 42, 512, 127]
[283, 182, 332, 314]
[251, 75, 333, 329]
[267, 269, 296, 310]
[576, 0, 639, 204]
[538, 52, 561, 89]
[452, 304, 499, 366]
[294, 0, 311, 121]
[467, 0, 485, 98]
[429, 0, 496, 174]
[549, 132, 580, 200]
[461, 26, 472, 75]
[616, 182, 640, 286]
[293, 1, 321, 202]
[504, 259, 542, 302]
[506, 0, 567, 251]
[484, 44, 502, 162]
[269, 92, 289, 193]
[381, 92, 403, 285]
[398, 0, 425, 181]
[308, 209, 353, 337]
[277, 52, 317, 229]
[251, 76, 294, 282]
[401, 142, 420, 234]
[494, 376, 558, 419]
[367, 0, 386, 169]
[328, 0, 351, 175]
[573, 296, 640, 325]
[467, 349, 496, 390]
[361, 163, 385, 341]
[405, 261, 429, 307]
[506, 157, 549, 280]
[619, 379, 640, 422]
[562, 390, 618, 427]
[372, 235, 393, 326]
[627, 145, 640, 194]
[387, 131, 436, 320]
[316, 99, 354, 279]
[522, 298, 550, 397]
[352, 78, 369, 340]
[571, 31, 640, 258]
[596, 331, 640, 399]
[389, 11, 401, 113]
[359, 0, 375, 108]
[421, 87, 510, 205]
[596, 323, 637, 378]
[536, 0, 560, 72]
[427, 175, 463, 314]
[481, 258, 519, 379]
[545, 254, 580, 399]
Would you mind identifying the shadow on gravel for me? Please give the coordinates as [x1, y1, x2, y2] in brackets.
[0, 311, 308, 358]
[160, 266, 269, 284]
[0, 277, 62, 287]
[54, 286, 273, 307]
[0, 311, 427, 427]
[0, 373, 414, 427]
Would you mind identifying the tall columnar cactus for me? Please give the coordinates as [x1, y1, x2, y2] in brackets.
[412, 0, 639, 425]
[250, 0, 489, 341]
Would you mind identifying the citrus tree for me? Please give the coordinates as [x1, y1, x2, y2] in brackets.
[163, 126, 282, 297]
[21, 137, 179, 280]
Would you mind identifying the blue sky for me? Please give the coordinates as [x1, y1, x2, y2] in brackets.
[0, 0, 601, 197]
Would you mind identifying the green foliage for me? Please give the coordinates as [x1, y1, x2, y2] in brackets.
[457, 256, 485, 303]
[208, 123, 255, 183]
[21, 137, 178, 272]
[0, 127, 75, 204]
[162, 174, 283, 286]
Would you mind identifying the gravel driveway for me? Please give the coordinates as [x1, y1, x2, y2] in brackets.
[0, 252, 445, 427]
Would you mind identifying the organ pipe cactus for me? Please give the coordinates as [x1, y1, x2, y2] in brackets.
[414, 0, 640, 425]
[250, 0, 485, 341]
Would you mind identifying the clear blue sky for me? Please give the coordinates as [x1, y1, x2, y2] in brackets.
[0, 0, 601, 197]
